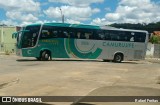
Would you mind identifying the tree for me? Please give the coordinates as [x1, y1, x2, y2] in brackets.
[150, 35, 160, 44]
[109, 21, 160, 33]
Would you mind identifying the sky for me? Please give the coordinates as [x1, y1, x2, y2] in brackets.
[0, 0, 160, 26]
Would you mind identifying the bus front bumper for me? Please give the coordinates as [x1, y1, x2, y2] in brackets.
[16, 49, 22, 56]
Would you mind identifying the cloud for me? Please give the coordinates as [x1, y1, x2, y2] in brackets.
[0, 0, 41, 25]
[1, 19, 18, 26]
[6, 11, 38, 22]
[66, 19, 81, 24]
[44, 6, 100, 22]
[105, 7, 111, 11]
[91, 18, 111, 25]
[0, 0, 40, 12]
[48, 0, 104, 6]
[20, 20, 56, 26]
[92, 0, 160, 25]
[92, 8, 101, 13]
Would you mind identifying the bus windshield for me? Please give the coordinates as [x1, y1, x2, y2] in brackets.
[21, 25, 40, 48]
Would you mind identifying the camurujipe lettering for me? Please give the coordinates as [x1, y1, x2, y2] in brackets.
[103, 42, 134, 48]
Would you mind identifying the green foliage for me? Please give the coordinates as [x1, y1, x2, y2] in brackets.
[109, 21, 160, 33]
[150, 35, 160, 44]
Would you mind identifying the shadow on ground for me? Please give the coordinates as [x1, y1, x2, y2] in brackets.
[16, 59, 141, 64]
[16, 59, 102, 62]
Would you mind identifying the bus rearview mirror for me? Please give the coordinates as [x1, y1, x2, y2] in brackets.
[12, 32, 18, 39]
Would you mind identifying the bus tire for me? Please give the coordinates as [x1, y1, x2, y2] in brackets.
[113, 53, 123, 63]
[41, 51, 50, 61]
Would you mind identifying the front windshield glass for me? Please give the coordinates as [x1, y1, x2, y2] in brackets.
[21, 25, 40, 48]
[17, 27, 24, 43]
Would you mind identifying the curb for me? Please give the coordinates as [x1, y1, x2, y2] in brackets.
[0, 52, 5, 55]
[145, 58, 160, 63]
[0, 52, 16, 55]
[145, 58, 160, 61]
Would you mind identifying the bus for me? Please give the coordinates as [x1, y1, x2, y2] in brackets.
[12, 23, 148, 63]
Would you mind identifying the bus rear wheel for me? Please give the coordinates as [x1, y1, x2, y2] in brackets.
[41, 51, 50, 61]
[113, 54, 123, 63]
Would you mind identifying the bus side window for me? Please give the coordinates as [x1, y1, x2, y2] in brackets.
[99, 32, 105, 40]
[141, 34, 146, 42]
[125, 35, 130, 41]
[52, 30, 58, 38]
[134, 32, 146, 42]
[80, 32, 86, 39]
[117, 35, 120, 41]
[69, 32, 75, 38]
[84, 29, 93, 39]
[130, 36, 134, 42]
[95, 30, 104, 40]
[63, 31, 69, 38]
[75, 29, 84, 39]
[104, 31, 111, 40]
[110, 31, 118, 41]
[89, 31, 94, 39]
[85, 33, 91, 39]
[58, 30, 63, 38]
[77, 32, 81, 39]
[41, 30, 50, 38]
[118, 32, 125, 41]
[40, 25, 57, 39]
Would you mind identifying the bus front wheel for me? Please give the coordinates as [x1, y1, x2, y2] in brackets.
[41, 51, 50, 61]
[113, 53, 123, 63]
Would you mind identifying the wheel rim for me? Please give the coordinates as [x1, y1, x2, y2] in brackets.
[115, 55, 121, 62]
[45, 53, 49, 60]
[42, 51, 50, 61]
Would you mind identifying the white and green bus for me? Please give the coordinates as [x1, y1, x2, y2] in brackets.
[13, 23, 148, 62]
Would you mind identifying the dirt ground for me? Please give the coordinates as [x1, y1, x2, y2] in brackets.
[0, 55, 160, 105]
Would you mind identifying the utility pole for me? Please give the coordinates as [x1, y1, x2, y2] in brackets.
[59, 8, 64, 23]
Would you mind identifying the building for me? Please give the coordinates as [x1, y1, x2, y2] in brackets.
[0, 26, 19, 53]
[153, 31, 160, 36]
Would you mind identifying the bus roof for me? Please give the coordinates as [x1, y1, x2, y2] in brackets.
[44, 23, 100, 29]
[26, 22, 148, 33]
[101, 26, 148, 33]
